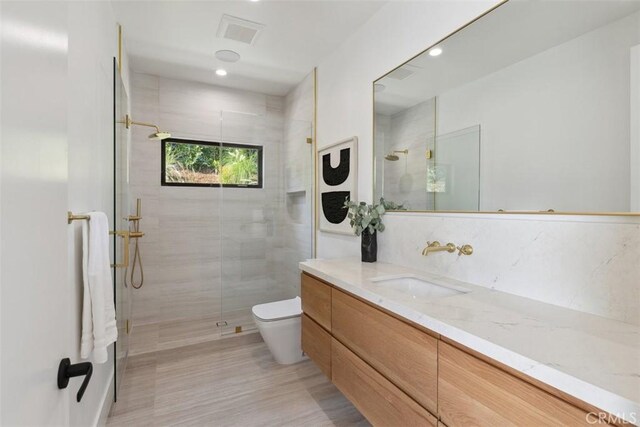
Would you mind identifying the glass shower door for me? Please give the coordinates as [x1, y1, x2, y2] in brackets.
[218, 110, 313, 336]
[113, 58, 131, 399]
[219, 111, 275, 336]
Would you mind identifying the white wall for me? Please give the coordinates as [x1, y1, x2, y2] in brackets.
[437, 11, 640, 212]
[1, 1, 126, 425]
[67, 2, 128, 425]
[316, 0, 640, 325]
[1, 2, 71, 425]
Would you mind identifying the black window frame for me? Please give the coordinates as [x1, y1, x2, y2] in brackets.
[161, 137, 264, 188]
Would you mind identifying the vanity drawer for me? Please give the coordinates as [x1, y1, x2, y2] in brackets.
[439, 341, 601, 426]
[331, 289, 438, 414]
[301, 273, 331, 331]
[301, 314, 331, 378]
[332, 338, 437, 427]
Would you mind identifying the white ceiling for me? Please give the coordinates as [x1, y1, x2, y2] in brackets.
[375, 0, 640, 115]
[113, 0, 387, 96]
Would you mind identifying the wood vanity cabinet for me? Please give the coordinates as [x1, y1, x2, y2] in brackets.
[438, 341, 604, 427]
[332, 288, 438, 414]
[301, 273, 331, 331]
[301, 314, 331, 378]
[332, 337, 438, 427]
[300, 272, 614, 427]
[300, 273, 332, 379]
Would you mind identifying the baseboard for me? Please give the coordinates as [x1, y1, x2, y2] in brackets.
[94, 369, 114, 427]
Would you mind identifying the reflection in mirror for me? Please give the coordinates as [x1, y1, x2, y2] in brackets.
[374, 0, 640, 213]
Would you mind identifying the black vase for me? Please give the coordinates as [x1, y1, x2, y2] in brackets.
[361, 229, 377, 263]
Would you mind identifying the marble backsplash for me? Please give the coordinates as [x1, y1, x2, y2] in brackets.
[378, 212, 640, 326]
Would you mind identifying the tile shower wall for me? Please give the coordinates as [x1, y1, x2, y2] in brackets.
[128, 73, 289, 354]
[317, 0, 640, 326]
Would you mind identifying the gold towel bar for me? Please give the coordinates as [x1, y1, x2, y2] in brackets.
[68, 211, 90, 224]
[68, 211, 131, 268]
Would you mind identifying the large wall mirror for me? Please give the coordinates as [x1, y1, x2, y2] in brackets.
[374, 0, 640, 214]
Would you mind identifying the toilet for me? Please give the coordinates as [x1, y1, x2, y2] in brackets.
[252, 296, 306, 365]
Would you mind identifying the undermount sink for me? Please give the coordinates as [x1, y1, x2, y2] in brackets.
[367, 274, 470, 299]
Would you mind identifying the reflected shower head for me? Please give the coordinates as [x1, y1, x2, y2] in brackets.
[125, 115, 171, 140]
[385, 149, 408, 161]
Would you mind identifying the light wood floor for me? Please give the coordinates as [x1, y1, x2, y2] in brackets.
[107, 333, 369, 427]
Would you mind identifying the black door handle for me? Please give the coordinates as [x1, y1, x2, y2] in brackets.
[57, 358, 93, 402]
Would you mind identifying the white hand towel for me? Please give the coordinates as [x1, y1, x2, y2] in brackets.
[80, 212, 118, 363]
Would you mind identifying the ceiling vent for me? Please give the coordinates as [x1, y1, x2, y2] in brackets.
[386, 67, 415, 81]
[217, 15, 265, 45]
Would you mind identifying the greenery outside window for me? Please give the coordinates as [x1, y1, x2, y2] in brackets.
[161, 138, 263, 188]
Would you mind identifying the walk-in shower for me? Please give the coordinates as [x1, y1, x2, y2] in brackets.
[114, 71, 315, 376]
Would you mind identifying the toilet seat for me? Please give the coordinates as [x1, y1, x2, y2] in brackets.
[252, 296, 301, 322]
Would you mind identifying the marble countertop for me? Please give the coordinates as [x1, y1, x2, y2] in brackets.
[299, 258, 640, 424]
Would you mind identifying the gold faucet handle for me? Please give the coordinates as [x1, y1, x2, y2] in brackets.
[457, 244, 474, 256]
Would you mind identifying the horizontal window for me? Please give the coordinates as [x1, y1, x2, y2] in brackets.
[161, 138, 263, 188]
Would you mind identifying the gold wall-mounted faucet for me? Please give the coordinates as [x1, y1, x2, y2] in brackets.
[422, 241, 456, 256]
[422, 241, 474, 256]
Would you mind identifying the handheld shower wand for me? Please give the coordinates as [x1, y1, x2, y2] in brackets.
[125, 198, 145, 289]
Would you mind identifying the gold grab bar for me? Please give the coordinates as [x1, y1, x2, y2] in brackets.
[110, 230, 130, 268]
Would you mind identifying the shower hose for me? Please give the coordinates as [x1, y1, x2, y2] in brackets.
[125, 219, 144, 289]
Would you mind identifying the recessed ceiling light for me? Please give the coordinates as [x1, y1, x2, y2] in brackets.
[215, 68, 228, 77]
[428, 47, 443, 57]
[250, 0, 260, 2]
[215, 49, 241, 63]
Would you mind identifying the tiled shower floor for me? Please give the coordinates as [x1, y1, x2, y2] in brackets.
[128, 310, 258, 356]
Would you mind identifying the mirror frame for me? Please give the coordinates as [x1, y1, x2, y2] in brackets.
[372, 0, 640, 217]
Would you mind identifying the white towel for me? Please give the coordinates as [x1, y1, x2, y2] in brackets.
[80, 212, 117, 363]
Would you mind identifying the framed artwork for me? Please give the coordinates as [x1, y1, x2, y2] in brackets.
[318, 136, 358, 235]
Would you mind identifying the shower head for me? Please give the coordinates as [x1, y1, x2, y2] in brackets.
[148, 131, 171, 140]
[125, 115, 171, 140]
[385, 149, 408, 161]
